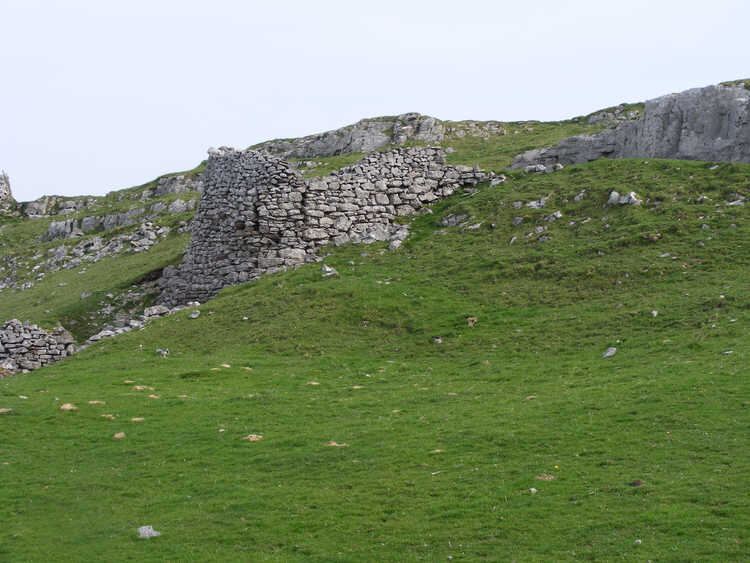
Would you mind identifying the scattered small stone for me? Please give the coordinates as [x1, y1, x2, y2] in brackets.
[529, 488, 538, 494]
[101, 414, 116, 420]
[467, 317, 478, 327]
[148, 394, 160, 399]
[306, 381, 320, 386]
[131, 417, 145, 422]
[607, 190, 642, 206]
[59, 403, 77, 411]
[629, 480, 644, 487]
[220, 363, 231, 368]
[243, 434, 263, 442]
[651, 310, 658, 317]
[602, 347, 617, 358]
[133, 385, 154, 391]
[433, 337, 442, 344]
[321, 264, 338, 278]
[113, 432, 126, 439]
[634, 539, 642, 545]
[0, 408, 12, 414]
[138, 525, 161, 539]
[88, 400, 105, 405]
[326, 441, 348, 447]
[535, 473, 555, 481]
[189, 310, 200, 319]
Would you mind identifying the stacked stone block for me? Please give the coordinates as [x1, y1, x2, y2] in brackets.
[0, 319, 76, 376]
[158, 146, 490, 306]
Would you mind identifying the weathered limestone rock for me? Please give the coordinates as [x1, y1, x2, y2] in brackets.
[254, 113, 445, 159]
[510, 83, 750, 169]
[0, 171, 15, 214]
[158, 146, 490, 306]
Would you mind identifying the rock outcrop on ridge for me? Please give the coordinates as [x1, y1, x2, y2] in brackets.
[254, 113, 445, 159]
[510, 83, 750, 169]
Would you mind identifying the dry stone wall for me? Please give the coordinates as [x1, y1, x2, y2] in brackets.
[0, 319, 76, 376]
[158, 146, 490, 306]
[0, 171, 15, 214]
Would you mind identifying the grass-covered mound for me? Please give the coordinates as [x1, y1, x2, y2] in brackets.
[1, 158, 749, 561]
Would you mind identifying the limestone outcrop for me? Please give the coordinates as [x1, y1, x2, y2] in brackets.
[0, 319, 76, 376]
[510, 83, 750, 169]
[0, 171, 15, 214]
[158, 146, 491, 306]
[254, 113, 445, 159]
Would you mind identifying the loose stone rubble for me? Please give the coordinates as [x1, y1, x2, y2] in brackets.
[0, 319, 76, 376]
[158, 146, 491, 306]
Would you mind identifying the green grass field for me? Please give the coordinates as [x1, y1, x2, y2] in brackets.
[1, 156, 749, 560]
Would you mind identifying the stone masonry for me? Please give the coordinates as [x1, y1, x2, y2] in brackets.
[158, 146, 490, 306]
[0, 319, 76, 376]
[0, 171, 15, 214]
[510, 83, 750, 169]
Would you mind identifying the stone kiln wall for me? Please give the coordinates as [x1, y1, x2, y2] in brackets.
[0, 171, 14, 214]
[0, 319, 76, 376]
[158, 147, 490, 305]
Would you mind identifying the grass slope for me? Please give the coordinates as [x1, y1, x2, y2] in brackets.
[1, 158, 749, 561]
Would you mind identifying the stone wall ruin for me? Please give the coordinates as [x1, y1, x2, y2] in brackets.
[0, 319, 76, 376]
[158, 146, 491, 306]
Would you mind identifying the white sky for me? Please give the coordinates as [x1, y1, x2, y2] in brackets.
[1, 0, 747, 201]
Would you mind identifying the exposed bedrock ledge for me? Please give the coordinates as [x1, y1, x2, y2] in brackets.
[510, 84, 750, 169]
[157, 146, 491, 306]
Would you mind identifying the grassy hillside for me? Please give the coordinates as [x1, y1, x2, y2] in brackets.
[1, 157, 749, 560]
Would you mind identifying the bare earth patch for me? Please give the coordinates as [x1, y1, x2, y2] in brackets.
[535, 473, 556, 481]
[0, 408, 12, 414]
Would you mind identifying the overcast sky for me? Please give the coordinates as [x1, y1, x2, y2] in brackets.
[1, 0, 747, 202]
